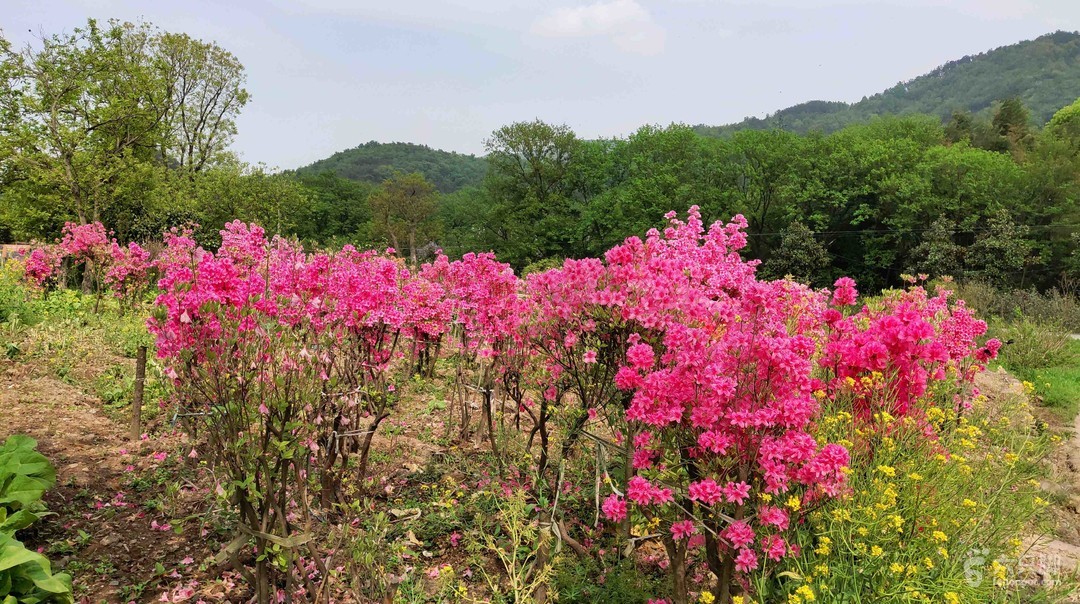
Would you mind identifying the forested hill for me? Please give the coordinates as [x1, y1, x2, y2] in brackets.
[694, 31, 1080, 137]
[295, 141, 487, 192]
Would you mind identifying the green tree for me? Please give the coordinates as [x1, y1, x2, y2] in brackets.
[0, 19, 248, 240]
[761, 221, 831, 284]
[481, 120, 582, 267]
[992, 97, 1034, 158]
[965, 210, 1038, 288]
[185, 163, 311, 246]
[908, 218, 964, 278]
[291, 170, 373, 244]
[368, 171, 439, 265]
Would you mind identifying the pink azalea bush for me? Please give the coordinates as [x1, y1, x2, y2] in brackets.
[105, 241, 153, 302]
[23, 246, 62, 288]
[25, 208, 1007, 604]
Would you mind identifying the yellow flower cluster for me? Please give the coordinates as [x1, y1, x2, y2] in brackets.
[771, 369, 1059, 604]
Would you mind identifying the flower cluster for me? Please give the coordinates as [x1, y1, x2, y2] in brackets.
[53, 207, 1009, 603]
[22, 247, 62, 287]
[23, 221, 156, 302]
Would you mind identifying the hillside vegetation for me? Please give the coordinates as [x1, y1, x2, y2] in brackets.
[294, 141, 488, 192]
[694, 31, 1080, 136]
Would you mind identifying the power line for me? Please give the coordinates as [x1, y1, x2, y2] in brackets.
[746, 223, 1080, 237]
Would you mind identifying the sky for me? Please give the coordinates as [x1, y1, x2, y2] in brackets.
[6, 0, 1080, 170]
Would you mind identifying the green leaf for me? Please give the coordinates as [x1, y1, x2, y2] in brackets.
[0, 436, 56, 512]
[0, 510, 40, 535]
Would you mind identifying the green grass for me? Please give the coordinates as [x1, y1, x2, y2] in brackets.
[1008, 339, 1080, 419]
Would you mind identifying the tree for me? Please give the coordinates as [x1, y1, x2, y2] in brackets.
[965, 210, 1038, 288]
[291, 170, 373, 244]
[908, 217, 963, 278]
[186, 162, 311, 247]
[720, 129, 806, 258]
[761, 221, 830, 284]
[0, 20, 164, 229]
[992, 97, 1034, 158]
[481, 120, 581, 267]
[368, 171, 439, 265]
[155, 31, 249, 174]
[944, 110, 975, 145]
[0, 19, 248, 240]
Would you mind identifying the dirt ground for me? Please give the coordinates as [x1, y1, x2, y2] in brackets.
[3, 355, 1080, 602]
[0, 359, 217, 603]
[977, 367, 1080, 591]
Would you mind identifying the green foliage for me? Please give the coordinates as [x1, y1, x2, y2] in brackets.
[0, 436, 72, 604]
[368, 171, 440, 263]
[0, 436, 55, 514]
[965, 210, 1038, 288]
[693, 31, 1080, 137]
[552, 557, 664, 604]
[294, 141, 487, 193]
[477, 120, 585, 267]
[290, 171, 374, 244]
[474, 490, 553, 604]
[761, 221, 831, 284]
[908, 218, 963, 278]
[765, 387, 1056, 604]
[1023, 356, 1080, 417]
[993, 318, 1077, 371]
[0, 18, 248, 243]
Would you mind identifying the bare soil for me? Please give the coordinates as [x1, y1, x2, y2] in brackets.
[977, 367, 1080, 590]
[0, 359, 216, 603]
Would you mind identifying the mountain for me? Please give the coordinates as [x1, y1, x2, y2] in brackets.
[296, 141, 487, 192]
[694, 31, 1080, 137]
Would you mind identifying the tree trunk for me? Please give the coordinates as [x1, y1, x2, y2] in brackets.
[129, 346, 147, 440]
[408, 229, 417, 267]
[663, 535, 689, 604]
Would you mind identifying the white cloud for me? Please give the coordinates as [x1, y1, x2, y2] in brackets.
[531, 0, 666, 55]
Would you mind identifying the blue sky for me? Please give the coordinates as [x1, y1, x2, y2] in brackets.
[6, 0, 1080, 169]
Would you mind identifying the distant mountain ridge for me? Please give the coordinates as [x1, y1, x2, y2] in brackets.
[295, 141, 487, 192]
[694, 31, 1080, 137]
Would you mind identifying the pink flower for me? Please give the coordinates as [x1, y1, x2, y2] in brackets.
[721, 481, 751, 505]
[721, 521, 754, 548]
[762, 535, 788, 561]
[602, 494, 627, 522]
[670, 520, 696, 540]
[688, 479, 723, 505]
[757, 506, 789, 531]
[734, 548, 759, 572]
[832, 276, 858, 306]
[583, 349, 598, 364]
[626, 342, 655, 370]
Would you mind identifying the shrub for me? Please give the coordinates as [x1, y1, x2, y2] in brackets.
[0, 435, 73, 604]
[992, 318, 1077, 371]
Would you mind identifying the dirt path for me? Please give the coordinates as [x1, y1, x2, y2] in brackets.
[978, 368, 1080, 589]
[0, 360, 210, 603]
